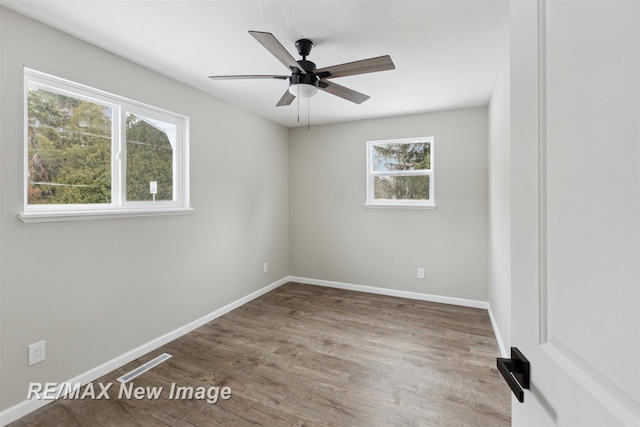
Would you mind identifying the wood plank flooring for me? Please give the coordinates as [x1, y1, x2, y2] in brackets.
[11, 282, 510, 426]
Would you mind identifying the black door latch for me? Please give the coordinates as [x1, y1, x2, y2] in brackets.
[497, 347, 530, 402]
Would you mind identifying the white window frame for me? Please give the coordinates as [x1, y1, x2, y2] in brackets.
[365, 137, 435, 209]
[20, 68, 192, 223]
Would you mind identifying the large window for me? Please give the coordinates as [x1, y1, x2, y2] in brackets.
[366, 137, 435, 208]
[22, 69, 190, 222]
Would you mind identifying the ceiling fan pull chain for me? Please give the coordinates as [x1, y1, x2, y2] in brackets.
[297, 77, 300, 123]
[308, 97, 310, 130]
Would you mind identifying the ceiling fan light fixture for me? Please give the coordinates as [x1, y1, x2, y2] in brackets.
[288, 83, 318, 98]
[288, 72, 319, 98]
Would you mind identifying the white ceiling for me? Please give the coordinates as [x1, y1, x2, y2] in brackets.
[1, 0, 509, 128]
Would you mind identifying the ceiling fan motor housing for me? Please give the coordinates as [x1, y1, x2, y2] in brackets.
[290, 56, 319, 93]
[289, 73, 319, 87]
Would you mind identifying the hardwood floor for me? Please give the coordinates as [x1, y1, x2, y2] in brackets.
[11, 282, 510, 426]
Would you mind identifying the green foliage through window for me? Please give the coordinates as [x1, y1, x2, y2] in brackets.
[372, 143, 430, 172]
[373, 175, 430, 200]
[27, 88, 112, 204]
[126, 114, 173, 201]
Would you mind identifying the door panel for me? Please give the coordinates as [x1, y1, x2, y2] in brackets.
[545, 0, 639, 405]
[510, 0, 640, 425]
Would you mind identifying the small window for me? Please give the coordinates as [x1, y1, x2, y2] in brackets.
[22, 69, 191, 222]
[366, 137, 435, 208]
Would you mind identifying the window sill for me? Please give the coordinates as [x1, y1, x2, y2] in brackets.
[18, 207, 194, 223]
[364, 203, 437, 210]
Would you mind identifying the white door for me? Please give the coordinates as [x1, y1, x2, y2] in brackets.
[509, 0, 639, 426]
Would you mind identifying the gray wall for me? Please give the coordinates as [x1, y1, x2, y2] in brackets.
[0, 8, 290, 411]
[1, 5, 497, 416]
[488, 53, 511, 353]
[289, 108, 489, 300]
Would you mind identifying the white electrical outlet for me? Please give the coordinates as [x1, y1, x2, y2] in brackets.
[417, 268, 425, 279]
[263, 262, 268, 273]
[28, 340, 46, 366]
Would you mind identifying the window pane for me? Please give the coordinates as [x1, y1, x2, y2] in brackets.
[373, 175, 430, 200]
[126, 113, 174, 201]
[27, 88, 112, 204]
[372, 142, 430, 171]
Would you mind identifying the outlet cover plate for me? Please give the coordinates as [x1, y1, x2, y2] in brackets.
[28, 340, 45, 366]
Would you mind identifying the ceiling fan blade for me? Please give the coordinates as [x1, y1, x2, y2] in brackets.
[249, 31, 306, 74]
[315, 55, 395, 79]
[276, 89, 296, 107]
[208, 75, 288, 80]
[319, 80, 370, 104]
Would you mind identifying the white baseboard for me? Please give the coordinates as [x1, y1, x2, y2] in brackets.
[487, 305, 508, 358]
[0, 276, 290, 426]
[288, 276, 489, 309]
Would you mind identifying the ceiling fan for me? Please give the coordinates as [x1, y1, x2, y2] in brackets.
[209, 31, 395, 106]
